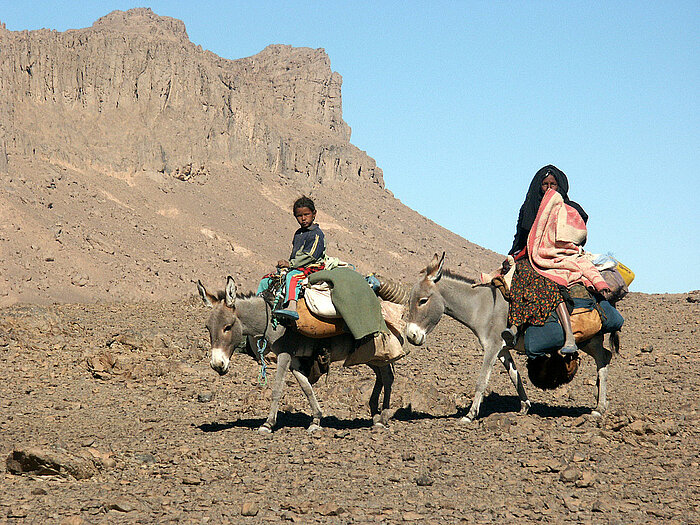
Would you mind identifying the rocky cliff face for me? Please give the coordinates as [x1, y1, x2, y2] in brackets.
[0, 8, 381, 185]
[0, 9, 499, 305]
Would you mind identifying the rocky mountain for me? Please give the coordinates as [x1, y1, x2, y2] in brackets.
[0, 8, 500, 305]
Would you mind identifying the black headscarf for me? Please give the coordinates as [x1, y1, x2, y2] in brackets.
[508, 165, 588, 255]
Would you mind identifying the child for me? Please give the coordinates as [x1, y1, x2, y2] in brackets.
[260, 196, 326, 321]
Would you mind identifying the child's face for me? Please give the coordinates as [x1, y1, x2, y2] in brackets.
[294, 206, 316, 228]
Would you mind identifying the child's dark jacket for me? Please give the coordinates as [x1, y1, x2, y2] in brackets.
[289, 223, 325, 269]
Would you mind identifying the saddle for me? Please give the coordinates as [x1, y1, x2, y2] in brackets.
[521, 284, 624, 361]
[295, 297, 408, 366]
[296, 297, 346, 338]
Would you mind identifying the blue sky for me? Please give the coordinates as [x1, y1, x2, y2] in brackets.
[2, 1, 698, 293]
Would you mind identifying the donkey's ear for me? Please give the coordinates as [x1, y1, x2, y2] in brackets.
[225, 275, 237, 308]
[426, 252, 445, 283]
[196, 280, 217, 308]
[428, 252, 445, 283]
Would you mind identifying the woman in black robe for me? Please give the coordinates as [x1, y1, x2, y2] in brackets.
[503, 165, 590, 355]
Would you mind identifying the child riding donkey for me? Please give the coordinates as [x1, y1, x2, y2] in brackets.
[257, 196, 326, 321]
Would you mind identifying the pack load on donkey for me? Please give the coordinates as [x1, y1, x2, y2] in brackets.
[258, 262, 409, 376]
[486, 252, 632, 390]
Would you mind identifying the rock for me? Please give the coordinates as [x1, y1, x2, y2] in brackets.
[7, 447, 98, 480]
[106, 499, 138, 512]
[560, 466, 580, 483]
[571, 452, 586, 463]
[108, 331, 144, 350]
[575, 470, 596, 488]
[562, 495, 579, 512]
[571, 415, 587, 427]
[134, 453, 157, 465]
[241, 500, 259, 516]
[70, 273, 90, 287]
[181, 476, 202, 485]
[84, 447, 116, 468]
[197, 392, 214, 403]
[415, 472, 434, 486]
[404, 385, 456, 416]
[627, 419, 648, 435]
[482, 413, 516, 433]
[85, 351, 118, 379]
[591, 498, 610, 513]
[591, 435, 609, 447]
[402, 511, 424, 521]
[317, 502, 344, 516]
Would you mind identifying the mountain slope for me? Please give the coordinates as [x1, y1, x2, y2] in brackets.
[0, 9, 500, 305]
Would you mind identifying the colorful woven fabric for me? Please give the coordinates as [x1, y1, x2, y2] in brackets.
[507, 258, 563, 327]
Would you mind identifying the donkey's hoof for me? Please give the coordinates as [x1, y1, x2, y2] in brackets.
[459, 416, 474, 424]
[591, 410, 603, 418]
[257, 425, 273, 434]
[520, 401, 532, 415]
[372, 422, 388, 430]
[307, 423, 323, 433]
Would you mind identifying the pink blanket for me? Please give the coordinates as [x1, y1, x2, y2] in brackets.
[527, 189, 609, 291]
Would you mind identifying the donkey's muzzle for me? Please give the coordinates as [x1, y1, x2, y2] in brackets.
[405, 323, 426, 346]
[210, 347, 230, 375]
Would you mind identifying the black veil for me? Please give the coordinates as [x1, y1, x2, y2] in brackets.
[509, 165, 588, 255]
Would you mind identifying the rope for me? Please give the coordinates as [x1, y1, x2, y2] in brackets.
[269, 268, 288, 330]
[254, 286, 275, 386]
[256, 337, 268, 386]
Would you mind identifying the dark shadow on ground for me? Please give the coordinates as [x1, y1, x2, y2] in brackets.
[197, 393, 593, 432]
[393, 392, 593, 422]
[391, 407, 463, 422]
[477, 392, 592, 419]
[527, 401, 592, 419]
[197, 411, 376, 432]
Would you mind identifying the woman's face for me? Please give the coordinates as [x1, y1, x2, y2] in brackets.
[541, 174, 558, 194]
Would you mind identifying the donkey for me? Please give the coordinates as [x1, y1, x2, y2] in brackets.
[405, 253, 614, 422]
[197, 276, 394, 433]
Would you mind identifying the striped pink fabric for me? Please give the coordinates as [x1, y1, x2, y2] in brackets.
[527, 189, 609, 291]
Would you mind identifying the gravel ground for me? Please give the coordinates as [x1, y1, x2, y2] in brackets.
[1, 292, 698, 524]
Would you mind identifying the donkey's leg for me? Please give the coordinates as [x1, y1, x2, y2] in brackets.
[462, 341, 501, 423]
[377, 364, 394, 428]
[290, 357, 323, 433]
[367, 365, 384, 420]
[259, 352, 292, 433]
[587, 336, 613, 417]
[498, 347, 531, 415]
[368, 364, 394, 428]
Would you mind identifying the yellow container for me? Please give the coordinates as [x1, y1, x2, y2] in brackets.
[615, 261, 635, 287]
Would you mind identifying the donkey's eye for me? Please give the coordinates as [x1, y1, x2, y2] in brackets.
[418, 297, 429, 306]
[223, 324, 233, 333]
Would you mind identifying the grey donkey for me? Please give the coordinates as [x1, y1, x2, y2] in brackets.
[197, 276, 395, 433]
[405, 253, 615, 422]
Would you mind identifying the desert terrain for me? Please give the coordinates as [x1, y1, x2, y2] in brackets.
[1, 290, 698, 524]
[1, 9, 698, 525]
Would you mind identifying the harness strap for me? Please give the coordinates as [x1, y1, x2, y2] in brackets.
[254, 292, 273, 386]
[256, 337, 268, 386]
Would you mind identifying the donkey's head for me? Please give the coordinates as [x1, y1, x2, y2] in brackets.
[197, 276, 244, 375]
[406, 252, 447, 346]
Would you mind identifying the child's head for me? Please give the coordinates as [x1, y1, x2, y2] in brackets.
[293, 196, 316, 228]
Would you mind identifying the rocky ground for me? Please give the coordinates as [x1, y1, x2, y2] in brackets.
[1, 291, 699, 524]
